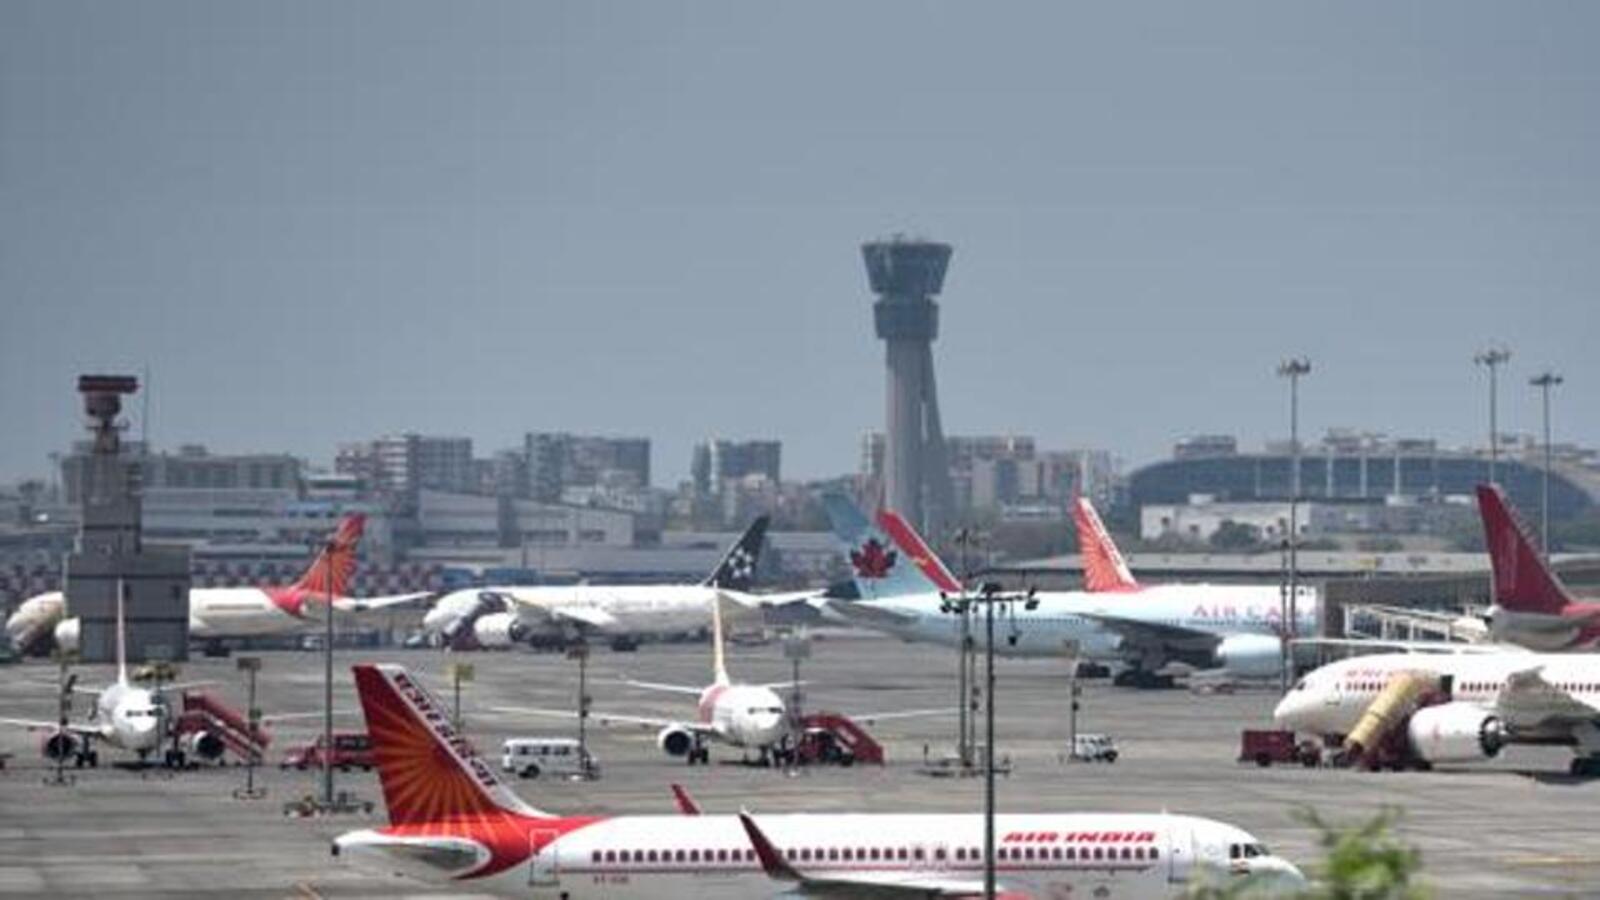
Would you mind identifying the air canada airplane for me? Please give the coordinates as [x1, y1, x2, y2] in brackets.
[820, 494, 1316, 686]
[1273, 647, 1600, 776]
[4, 515, 428, 655]
[1476, 483, 1600, 651]
[335, 662, 1305, 897]
[421, 516, 778, 650]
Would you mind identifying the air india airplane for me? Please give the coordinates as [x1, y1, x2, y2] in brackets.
[4, 514, 427, 655]
[334, 662, 1305, 897]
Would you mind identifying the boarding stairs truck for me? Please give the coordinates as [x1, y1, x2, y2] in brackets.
[173, 691, 270, 766]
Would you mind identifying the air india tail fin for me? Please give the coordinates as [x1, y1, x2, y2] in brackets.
[291, 514, 365, 596]
[351, 663, 547, 824]
[1477, 484, 1573, 615]
[875, 509, 964, 593]
[1073, 496, 1139, 593]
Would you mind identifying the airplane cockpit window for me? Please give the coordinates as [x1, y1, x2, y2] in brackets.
[1229, 842, 1269, 859]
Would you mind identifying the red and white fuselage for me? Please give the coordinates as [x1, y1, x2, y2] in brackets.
[337, 663, 1303, 898]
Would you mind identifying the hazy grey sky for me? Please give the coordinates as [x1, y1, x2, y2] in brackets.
[3, 2, 1596, 486]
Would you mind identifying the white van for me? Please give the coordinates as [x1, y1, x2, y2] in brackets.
[500, 738, 597, 780]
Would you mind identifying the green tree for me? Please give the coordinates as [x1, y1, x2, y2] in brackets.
[1187, 806, 1427, 899]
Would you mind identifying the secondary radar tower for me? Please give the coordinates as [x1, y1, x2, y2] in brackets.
[862, 237, 955, 536]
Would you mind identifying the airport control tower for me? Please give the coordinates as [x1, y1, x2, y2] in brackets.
[862, 237, 955, 536]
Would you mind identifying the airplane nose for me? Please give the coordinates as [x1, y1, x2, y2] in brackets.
[1253, 857, 1307, 888]
[1271, 693, 1302, 729]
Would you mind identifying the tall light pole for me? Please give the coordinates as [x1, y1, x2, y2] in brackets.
[322, 535, 336, 808]
[942, 581, 1037, 899]
[1276, 357, 1311, 692]
[1475, 346, 1511, 485]
[1530, 371, 1563, 557]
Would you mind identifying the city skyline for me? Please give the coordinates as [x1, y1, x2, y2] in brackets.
[3, 4, 1596, 486]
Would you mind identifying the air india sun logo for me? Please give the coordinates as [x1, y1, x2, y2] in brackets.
[850, 538, 898, 579]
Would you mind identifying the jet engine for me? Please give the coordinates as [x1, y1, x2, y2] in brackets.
[1214, 633, 1282, 678]
[439, 592, 515, 649]
[656, 725, 694, 757]
[1406, 702, 1506, 763]
[180, 730, 227, 762]
[53, 617, 82, 655]
[472, 612, 528, 649]
[40, 731, 82, 761]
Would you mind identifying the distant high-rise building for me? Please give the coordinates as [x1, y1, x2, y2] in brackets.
[693, 439, 781, 491]
[525, 432, 651, 501]
[862, 237, 954, 535]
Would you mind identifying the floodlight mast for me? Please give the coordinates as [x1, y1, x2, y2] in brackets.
[1530, 371, 1563, 558]
[1475, 346, 1511, 485]
[1275, 357, 1310, 692]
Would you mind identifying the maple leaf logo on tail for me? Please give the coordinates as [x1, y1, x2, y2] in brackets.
[850, 538, 898, 579]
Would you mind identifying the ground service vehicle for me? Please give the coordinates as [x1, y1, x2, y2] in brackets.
[501, 738, 597, 779]
[1239, 729, 1321, 768]
[281, 732, 375, 771]
[1070, 733, 1120, 763]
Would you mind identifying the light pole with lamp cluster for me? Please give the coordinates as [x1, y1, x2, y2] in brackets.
[1530, 371, 1563, 557]
[941, 581, 1038, 900]
[1276, 357, 1310, 692]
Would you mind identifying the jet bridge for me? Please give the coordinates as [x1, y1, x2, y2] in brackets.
[1341, 603, 1487, 645]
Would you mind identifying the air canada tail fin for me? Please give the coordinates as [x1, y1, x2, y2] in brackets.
[875, 509, 963, 593]
[351, 663, 548, 824]
[291, 514, 365, 596]
[820, 493, 944, 600]
[705, 515, 769, 591]
[1073, 496, 1139, 593]
[1477, 484, 1573, 615]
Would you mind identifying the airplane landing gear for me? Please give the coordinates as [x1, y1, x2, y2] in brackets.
[684, 742, 710, 765]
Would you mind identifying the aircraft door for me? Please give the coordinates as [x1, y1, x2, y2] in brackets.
[1166, 828, 1193, 886]
[528, 829, 561, 888]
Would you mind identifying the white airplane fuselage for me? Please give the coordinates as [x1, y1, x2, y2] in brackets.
[837, 584, 1317, 667]
[425, 584, 752, 640]
[1272, 650, 1595, 745]
[696, 681, 787, 751]
[89, 680, 166, 754]
[338, 812, 1299, 899]
[7, 587, 350, 653]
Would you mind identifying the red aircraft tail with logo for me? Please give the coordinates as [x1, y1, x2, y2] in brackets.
[1073, 496, 1139, 593]
[350, 664, 598, 879]
[290, 514, 365, 596]
[1477, 484, 1574, 615]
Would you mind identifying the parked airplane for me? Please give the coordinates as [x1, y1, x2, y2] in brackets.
[1273, 646, 1600, 776]
[336, 661, 1304, 897]
[820, 494, 1318, 686]
[1477, 483, 1600, 651]
[422, 516, 776, 651]
[4, 515, 428, 656]
[0, 587, 212, 767]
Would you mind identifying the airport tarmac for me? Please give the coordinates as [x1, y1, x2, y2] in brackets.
[1, 634, 1597, 898]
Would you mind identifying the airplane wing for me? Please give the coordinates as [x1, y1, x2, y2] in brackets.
[0, 717, 100, 737]
[1078, 611, 1220, 663]
[849, 708, 955, 726]
[738, 810, 993, 897]
[489, 705, 715, 734]
[1495, 665, 1600, 729]
[1292, 637, 1515, 656]
[820, 599, 922, 630]
[334, 592, 436, 613]
[622, 678, 706, 696]
[551, 605, 621, 631]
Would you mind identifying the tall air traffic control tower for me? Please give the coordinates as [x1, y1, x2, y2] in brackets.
[862, 237, 955, 536]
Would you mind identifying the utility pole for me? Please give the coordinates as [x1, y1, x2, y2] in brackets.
[942, 581, 1037, 900]
[448, 662, 475, 734]
[1530, 371, 1563, 557]
[1475, 346, 1511, 485]
[322, 536, 335, 808]
[1276, 357, 1310, 691]
[234, 656, 264, 800]
[567, 641, 595, 779]
[952, 527, 982, 772]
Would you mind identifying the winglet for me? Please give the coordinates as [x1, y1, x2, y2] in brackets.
[738, 810, 801, 882]
[711, 591, 731, 687]
[1074, 496, 1139, 593]
[670, 783, 701, 815]
[1477, 484, 1573, 615]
